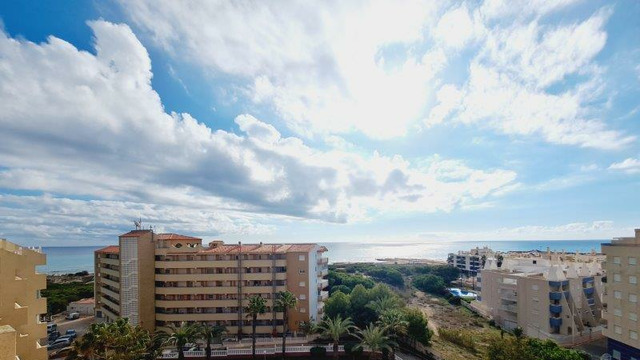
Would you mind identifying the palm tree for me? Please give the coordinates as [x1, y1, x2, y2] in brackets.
[366, 296, 400, 316]
[246, 295, 268, 360]
[355, 324, 396, 360]
[160, 322, 198, 360]
[319, 315, 355, 359]
[378, 310, 408, 360]
[196, 323, 226, 360]
[275, 291, 297, 360]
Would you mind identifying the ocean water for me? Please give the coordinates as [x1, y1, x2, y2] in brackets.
[38, 240, 607, 274]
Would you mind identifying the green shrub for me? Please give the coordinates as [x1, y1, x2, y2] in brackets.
[412, 274, 446, 294]
[439, 329, 476, 353]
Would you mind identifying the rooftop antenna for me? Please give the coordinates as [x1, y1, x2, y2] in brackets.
[134, 218, 142, 230]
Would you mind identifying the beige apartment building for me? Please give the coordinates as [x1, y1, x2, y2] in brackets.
[475, 255, 605, 345]
[602, 229, 640, 360]
[95, 229, 329, 336]
[0, 239, 47, 360]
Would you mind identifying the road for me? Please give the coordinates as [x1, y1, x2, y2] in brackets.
[55, 315, 95, 337]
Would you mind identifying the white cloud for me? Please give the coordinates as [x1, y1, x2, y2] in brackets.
[426, 8, 634, 149]
[0, 20, 518, 243]
[609, 158, 640, 174]
[434, 4, 484, 50]
[120, 1, 448, 139]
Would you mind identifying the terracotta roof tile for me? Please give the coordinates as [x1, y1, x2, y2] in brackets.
[156, 233, 202, 241]
[96, 245, 119, 254]
[119, 230, 152, 238]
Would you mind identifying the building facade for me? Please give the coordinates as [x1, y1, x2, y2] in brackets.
[602, 229, 640, 360]
[0, 239, 47, 360]
[95, 230, 329, 336]
[448, 247, 495, 276]
[476, 256, 605, 345]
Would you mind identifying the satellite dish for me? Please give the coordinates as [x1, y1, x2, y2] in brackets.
[134, 218, 142, 230]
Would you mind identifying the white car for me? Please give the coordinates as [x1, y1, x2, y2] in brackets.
[65, 312, 80, 320]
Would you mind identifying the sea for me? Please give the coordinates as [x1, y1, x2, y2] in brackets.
[39, 239, 606, 275]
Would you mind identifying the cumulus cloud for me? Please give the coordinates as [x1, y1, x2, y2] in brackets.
[119, 1, 449, 139]
[0, 20, 518, 242]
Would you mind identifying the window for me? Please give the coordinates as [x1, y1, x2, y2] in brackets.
[631, 330, 638, 340]
[300, 307, 306, 313]
[614, 256, 621, 264]
[614, 273, 621, 282]
[298, 255, 306, 261]
[614, 308, 622, 317]
[615, 325, 623, 335]
[630, 313, 638, 321]
[631, 294, 638, 303]
[631, 276, 638, 285]
[631, 257, 638, 265]
[299, 281, 306, 287]
[298, 269, 306, 274]
[613, 350, 621, 360]
[615, 291, 622, 299]
[531, 285, 539, 291]
[299, 294, 306, 300]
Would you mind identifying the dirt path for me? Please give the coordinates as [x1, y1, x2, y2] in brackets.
[409, 290, 440, 336]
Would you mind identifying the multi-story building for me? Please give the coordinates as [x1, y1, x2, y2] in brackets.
[95, 229, 329, 336]
[475, 256, 605, 345]
[602, 229, 640, 360]
[0, 239, 47, 360]
[448, 247, 495, 276]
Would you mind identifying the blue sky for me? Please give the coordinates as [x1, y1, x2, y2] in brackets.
[0, 1, 638, 246]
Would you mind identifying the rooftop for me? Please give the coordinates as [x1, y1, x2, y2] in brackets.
[95, 245, 119, 254]
[71, 297, 95, 305]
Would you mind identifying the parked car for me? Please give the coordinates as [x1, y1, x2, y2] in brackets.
[66, 312, 80, 320]
[49, 347, 73, 359]
[49, 337, 72, 349]
[65, 329, 77, 340]
[48, 330, 61, 342]
[47, 323, 57, 333]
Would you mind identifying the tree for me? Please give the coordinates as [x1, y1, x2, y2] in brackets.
[299, 321, 319, 336]
[355, 324, 396, 360]
[275, 291, 297, 360]
[378, 309, 408, 360]
[367, 296, 401, 316]
[66, 318, 154, 360]
[319, 315, 355, 359]
[349, 285, 376, 327]
[160, 322, 198, 360]
[325, 291, 351, 319]
[246, 295, 268, 360]
[412, 274, 446, 294]
[196, 323, 226, 360]
[403, 308, 431, 346]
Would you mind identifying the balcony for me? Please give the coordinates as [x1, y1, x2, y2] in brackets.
[318, 291, 329, 301]
[584, 287, 595, 296]
[549, 304, 562, 314]
[317, 257, 328, 265]
[100, 296, 120, 312]
[101, 277, 119, 289]
[100, 267, 119, 278]
[101, 257, 119, 266]
[318, 279, 329, 289]
[318, 268, 329, 277]
[549, 317, 562, 328]
[500, 304, 517, 313]
[100, 286, 120, 301]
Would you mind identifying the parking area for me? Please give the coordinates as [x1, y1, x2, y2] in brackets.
[47, 315, 95, 356]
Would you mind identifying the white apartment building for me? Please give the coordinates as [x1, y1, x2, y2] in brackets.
[448, 246, 495, 276]
[475, 256, 605, 345]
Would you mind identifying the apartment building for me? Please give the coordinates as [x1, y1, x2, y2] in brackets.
[95, 229, 329, 336]
[602, 229, 640, 360]
[475, 256, 605, 345]
[0, 239, 47, 360]
[447, 246, 495, 276]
